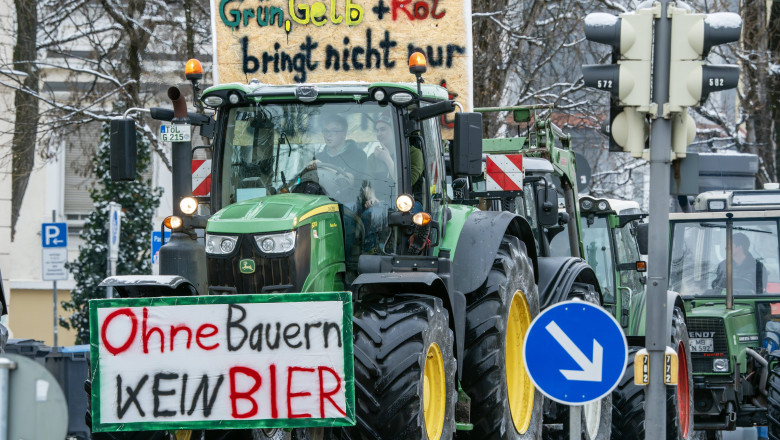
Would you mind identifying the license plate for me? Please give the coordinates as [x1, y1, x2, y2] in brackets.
[160, 123, 191, 142]
[690, 338, 714, 352]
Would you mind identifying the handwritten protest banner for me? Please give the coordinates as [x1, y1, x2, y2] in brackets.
[210, 0, 473, 114]
[89, 292, 354, 432]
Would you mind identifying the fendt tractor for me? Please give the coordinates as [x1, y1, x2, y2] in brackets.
[455, 105, 694, 440]
[666, 187, 780, 439]
[90, 53, 607, 440]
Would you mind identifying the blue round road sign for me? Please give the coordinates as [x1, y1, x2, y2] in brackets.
[523, 300, 627, 405]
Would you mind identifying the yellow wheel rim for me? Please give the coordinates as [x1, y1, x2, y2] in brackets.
[506, 290, 534, 434]
[423, 342, 446, 440]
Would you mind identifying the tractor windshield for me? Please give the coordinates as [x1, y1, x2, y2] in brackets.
[581, 216, 615, 303]
[669, 218, 780, 296]
[220, 102, 400, 210]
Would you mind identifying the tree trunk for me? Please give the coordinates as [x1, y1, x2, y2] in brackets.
[769, 1, 780, 183]
[11, 0, 39, 240]
[740, 0, 774, 183]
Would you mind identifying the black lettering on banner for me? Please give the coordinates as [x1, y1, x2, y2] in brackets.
[117, 374, 149, 419]
[250, 323, 263, 351]
[180, 374, 188, 415]
[188, 374, 225, 417]
[266, 323, 282, 349]
[305, 322, 322, 349]
[153, 373, 179, 417]
[323, 322, 342, 348]
[228, 304, 248, 351]
[284, 323, 302, 348]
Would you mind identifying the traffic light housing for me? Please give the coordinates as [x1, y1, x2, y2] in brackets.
[583, 9, 654, 157]
[667, 8, 742, 113]
[582, 11, 654, 109]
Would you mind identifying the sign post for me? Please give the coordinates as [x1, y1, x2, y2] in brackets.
[523, 300, 627, 439]
[107, 202, 122, 298]
[41, 213, 68, 349]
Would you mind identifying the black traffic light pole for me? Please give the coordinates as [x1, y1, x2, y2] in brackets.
[645, 1, 672, 438]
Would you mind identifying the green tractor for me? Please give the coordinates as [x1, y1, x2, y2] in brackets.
[666, 188, 780, 439]
[459, 105, 694, 440]
[91, 55, 607, 440]
[449, 105, 608, 439]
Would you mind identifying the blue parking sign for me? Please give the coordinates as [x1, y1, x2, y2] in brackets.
[151, 231, 171, 265]
[42, 223, 67, 248]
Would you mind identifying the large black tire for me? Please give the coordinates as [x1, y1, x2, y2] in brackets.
[611, 307, 694, 440]
[344, 295, 456, 439]
[461, 235, 543, 439]
[767, 363, 780, 440]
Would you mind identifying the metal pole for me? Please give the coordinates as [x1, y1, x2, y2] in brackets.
[645, 1, 672, 439]
[51, 210, 58, 350]
[569, 405, 581, 440]
[0, 357, 14, 440]
[726, 213, 733, 309]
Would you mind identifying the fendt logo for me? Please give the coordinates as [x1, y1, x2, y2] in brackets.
[689, 331, 715, 338]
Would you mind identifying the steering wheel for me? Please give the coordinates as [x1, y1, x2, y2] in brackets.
[285, 163, 353, 196]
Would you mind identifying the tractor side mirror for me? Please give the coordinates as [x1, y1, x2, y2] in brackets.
[636, 222, 649, 255]
[537, 187, 558, 227]
[452, 112, 482, 177]
[110, 118, 137, 181]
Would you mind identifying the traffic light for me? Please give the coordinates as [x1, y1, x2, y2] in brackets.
[667, 8, 742, 113]
[583, 9, 654, 158]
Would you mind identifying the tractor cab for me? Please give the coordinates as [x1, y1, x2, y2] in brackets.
[668, 188, 780, 431]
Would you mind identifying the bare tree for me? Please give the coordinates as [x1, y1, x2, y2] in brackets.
[1, 0, 212, 239]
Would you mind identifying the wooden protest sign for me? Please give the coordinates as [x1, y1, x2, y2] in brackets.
[89, 292, 354, 432]
[210, 0, 473, 114]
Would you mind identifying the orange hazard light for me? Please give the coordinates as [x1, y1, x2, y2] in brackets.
[409, 52, 427, 75]
[185, 59, 203, 80]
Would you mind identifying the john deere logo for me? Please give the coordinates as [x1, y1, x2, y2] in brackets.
[239, 259, 255, 274]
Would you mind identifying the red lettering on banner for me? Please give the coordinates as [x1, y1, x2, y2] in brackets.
[170, 325, 193, 351]
[391, 0, 413, 20]
[287, 367, 314, 418]
[101, 308, 138, 356]
[270, 364, 279, 419]
[142, 307, 165, 354]
[392, 0, 444, 20]
[229, 366, 262, 419]
[196, 324, 220, 350]
[318, 366, 346, 417]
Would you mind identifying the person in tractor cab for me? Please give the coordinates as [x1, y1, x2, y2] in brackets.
[361, 114, 424, 252]
[712, 232, 768, 294]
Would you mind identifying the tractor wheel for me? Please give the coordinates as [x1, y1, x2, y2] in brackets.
[345, 295, 456, 439]
[611, 307, 694, 440]
[767, 363, 780, 440]
[552, 283, 611, 440]
[461, 235, 542, 439]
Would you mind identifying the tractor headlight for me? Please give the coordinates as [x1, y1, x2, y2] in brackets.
[205, 234, 238, 255]
[396, 194, 414, 212]
[254, 231, 296, 255]
[203, 95, 224, 107]
[597, 200, 609, 211]
[180, 197, 198, 215]
[713, 358, 729, 372]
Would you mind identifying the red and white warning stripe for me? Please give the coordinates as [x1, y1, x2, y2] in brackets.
[192, 159, 212, 196]
[486, 154, 524, 191]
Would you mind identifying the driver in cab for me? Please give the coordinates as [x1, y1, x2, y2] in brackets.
[712, 232, 768, 294]
[305, 114, 367, 202]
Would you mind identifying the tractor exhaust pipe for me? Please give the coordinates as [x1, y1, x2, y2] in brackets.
[168, 86, 188, 119]
[726, 213, 733, 309]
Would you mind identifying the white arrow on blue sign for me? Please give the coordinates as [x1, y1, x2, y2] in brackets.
[41, 223, 68, 248]
[523, 300, 627, 405]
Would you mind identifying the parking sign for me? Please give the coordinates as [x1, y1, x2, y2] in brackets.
[41, 223, 67, 248]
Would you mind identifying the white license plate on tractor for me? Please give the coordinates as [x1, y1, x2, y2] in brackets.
[690, 338, 714, 352]
[160, 123, 191, 142]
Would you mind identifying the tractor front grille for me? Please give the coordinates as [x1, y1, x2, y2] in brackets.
[687, 317, 729, 373]
[207, 225, 311, 294]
